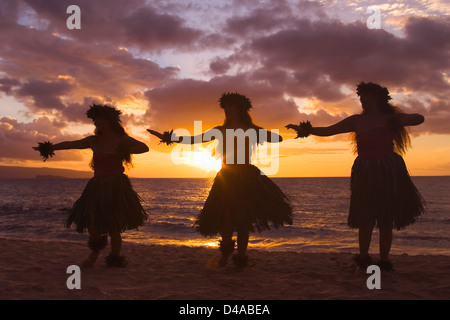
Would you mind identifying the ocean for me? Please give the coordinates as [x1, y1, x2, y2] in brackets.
[0, 176, 449, 256]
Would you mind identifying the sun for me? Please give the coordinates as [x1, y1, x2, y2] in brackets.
[182, 147, 222, 173]
[172, 146, 222, 173]
[169, 142, 222, 174]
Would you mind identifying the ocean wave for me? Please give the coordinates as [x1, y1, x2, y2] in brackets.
[0, 177, 449, 255]
[396, 234, 450, 242]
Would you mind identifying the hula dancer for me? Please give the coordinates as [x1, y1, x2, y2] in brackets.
[148, 92, 293, 269]
[33, 104, 149, 268]
[286, 82, 425, 271]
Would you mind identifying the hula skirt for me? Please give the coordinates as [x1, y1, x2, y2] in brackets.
[66, 174, 148, 235]
[194, 165, 293, 236]
[348, 153, 425, 230]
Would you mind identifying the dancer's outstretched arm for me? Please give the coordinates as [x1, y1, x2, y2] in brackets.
[32, 136, 93, 153]
[253, 126, 283, 143]
[394, 113, 424, 127]
[286, 115, 357, 138]
[50, 137, 93, 150]
[119, 136, 149, 154]
[32, 137, 93, 161]
[147, 127, 220, 145]
[149, 126, 284, 145]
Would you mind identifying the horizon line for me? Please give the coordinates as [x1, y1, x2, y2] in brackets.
[2, 175, 449, 179]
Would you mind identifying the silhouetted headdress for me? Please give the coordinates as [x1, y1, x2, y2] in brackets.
[86, 104, 122, 122]
[356, 82, 392, 102]
[219, 92, 252, 111]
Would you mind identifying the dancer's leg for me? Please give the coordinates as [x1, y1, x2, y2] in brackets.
[82, 229, 107, 268]
[379, 226, 392, 262]
[110, 232, 122, 257]
[233, 228, 249, 269]
[237, 229, 249, 257]
[359, 219, 375, 258]
[219, 212, 234, 266]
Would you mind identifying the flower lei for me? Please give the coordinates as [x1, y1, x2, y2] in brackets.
[160, 129, 174, 145]
[34, 141, 55, 161]
[294, 121, 312, 138]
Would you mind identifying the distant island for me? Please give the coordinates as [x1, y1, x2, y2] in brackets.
[35, 175, 68, 179]
[0, 166, 92, 179]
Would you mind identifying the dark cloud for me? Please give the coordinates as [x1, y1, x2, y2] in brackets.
[120, 7, 202, 50]
[0, 0, 19, 28]
[209, 58, 231, 74]
[144, 74, 301, 132]
[0, 77, 20, 95]
[61, 97, 104, 124]
[224, 0, 327, 36]
[0, 115, 84, 161]
[225, 7, 287, 36]
[245, 16, 450, 96]
[22, 0, 203, 51]
[17, 78, 73, 110]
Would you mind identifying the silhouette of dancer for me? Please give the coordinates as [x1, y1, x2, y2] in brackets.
[286, 82, 425, 271]
[148, 92, 293, 269]
[34, 104, 149, 267]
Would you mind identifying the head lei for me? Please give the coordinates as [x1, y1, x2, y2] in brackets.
[356, 82, 392, 102]
[219, 92, 253, 111]
[86, 104, 122, 122]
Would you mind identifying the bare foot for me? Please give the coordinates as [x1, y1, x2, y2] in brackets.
[81, 251, 99, 268]
[218, 254, 230, 267]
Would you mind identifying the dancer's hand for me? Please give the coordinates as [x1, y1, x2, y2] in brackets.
[33, 141, 55, 161]
[285, 121, 312, 138]
[147, 129, 174, 145]
[285, 124, 300, 131]
[147, 129, 163, 139]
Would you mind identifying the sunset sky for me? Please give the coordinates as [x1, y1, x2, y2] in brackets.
[0, 0, 449, 178]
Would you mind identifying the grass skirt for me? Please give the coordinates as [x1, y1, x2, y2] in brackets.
[66, 174, 148, 235]
[194, 165, 293, 236]
[348, 153, 425, 230]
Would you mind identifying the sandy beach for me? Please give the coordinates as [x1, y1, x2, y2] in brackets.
[1, 237, 449, 302]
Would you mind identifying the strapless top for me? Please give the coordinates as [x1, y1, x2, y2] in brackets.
[92, 151, 124, 177]
[356, 127, 394, 159]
